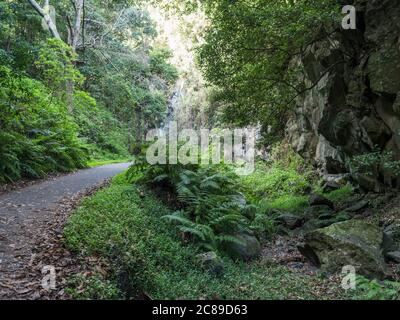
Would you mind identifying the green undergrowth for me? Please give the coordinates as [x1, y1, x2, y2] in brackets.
[64, 144, 357, 300]
[64, 173, 346, 300]
[240, 144, 354, 216]
[348, 277, 400, 300]
[323, 185, 354, 203]
[255, 185, 353, 215]
[240, 162, 310, 204]
[0, 65, 89, 183]
[0, 40, 130, 184]
[237, 148, 355, 243]
[87, 159, 132, 168]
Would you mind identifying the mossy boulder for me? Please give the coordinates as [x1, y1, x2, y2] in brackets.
[298, 219, 389, 279]
[309, 194, 334, 209]
[304, 205, 334, 220]
[383, 224, 400, 253]
[224, 233, 261, 262]
[300, 212, 351, 233]
[277, 213, 304, 230]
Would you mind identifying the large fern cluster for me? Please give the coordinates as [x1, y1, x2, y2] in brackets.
[0, 66, 88, 183]
[127, 150, 256, 252]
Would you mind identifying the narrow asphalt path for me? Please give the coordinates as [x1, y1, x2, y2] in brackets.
[0, 163, 130, 298]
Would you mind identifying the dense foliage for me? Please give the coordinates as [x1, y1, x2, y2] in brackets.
[3, 0, 399, 302]
[195, 0, 340, 142]
[64, 173, 344, 300]
[127, 151, 257, 253]
[0, 0, 178, 183]
[0, 64, 88, 182]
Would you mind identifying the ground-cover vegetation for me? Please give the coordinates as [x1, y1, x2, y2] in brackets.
[64, 172, 348, 300]
[87, 159, 132, 168]
[240, 144, 352, 214]
[127, 153, 258, 253]
[65, 162, 395, 300]
[63, 141, 362, 300]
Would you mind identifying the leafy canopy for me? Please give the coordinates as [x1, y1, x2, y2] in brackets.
[196, 0, 340, 141]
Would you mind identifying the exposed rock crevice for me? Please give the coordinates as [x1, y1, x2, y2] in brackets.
[287, 0, 400, 190]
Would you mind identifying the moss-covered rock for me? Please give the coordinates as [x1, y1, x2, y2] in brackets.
[277, 213, 305, 230]
[224, 233, 261, 262]
[304, 205, 334, 220]
[299, 219, 389, 279]
[383, 224, 400, 254]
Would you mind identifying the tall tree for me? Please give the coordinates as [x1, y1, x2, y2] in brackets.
[65, 0, 84, 53]
[191, 0, 340, 142]
[27, 0, 61, 39]
[27, 0, 86, 112]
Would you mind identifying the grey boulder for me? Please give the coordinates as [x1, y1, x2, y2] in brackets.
[298, 219, 389, 279]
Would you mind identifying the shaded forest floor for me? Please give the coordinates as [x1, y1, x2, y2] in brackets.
[61, 173, 400, 300]
[59, 174, 348, 300]
[58, 151, 400, 300]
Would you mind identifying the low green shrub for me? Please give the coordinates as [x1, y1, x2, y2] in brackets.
[241, 164, 310, 202]
[323, 185, 354, 203]
[350, 276, 400, 300]
[127, 155, 255, 253]
[250, 213, 277, 239]
[240, 144, 313, 203]
[259, 195, 309, 214]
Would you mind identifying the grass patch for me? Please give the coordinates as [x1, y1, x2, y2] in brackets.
[66, 274, 121, 300]
[259, 195, 309, 214]
[256, 186, 354, 216]
[87, 158, 132, 168]
[64, 173, 345, 300]
[240, 163, 311, 203]
[323, 185, 354, 203]
[240, 158, 311, 215]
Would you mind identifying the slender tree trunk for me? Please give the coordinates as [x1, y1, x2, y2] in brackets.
[27, 0, 61, 39]
[133, 106, 143, 155]
[70, 0, 84, 53]
[27, 0, 85, 114]
[67, 0, 84, 113]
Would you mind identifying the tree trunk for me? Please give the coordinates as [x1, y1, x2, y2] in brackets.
[133, 106, 143, 155]
[67, 0, 85, 113]
[70, 0, 84, 53]
[27, 0, 61, 39]
[27, 0, 78, 112]
[28, 0, 86, 114]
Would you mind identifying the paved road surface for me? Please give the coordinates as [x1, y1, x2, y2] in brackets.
[0, 163, 131, 298]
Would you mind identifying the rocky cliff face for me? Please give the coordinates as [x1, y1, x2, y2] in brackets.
[287, 0, 400, 191]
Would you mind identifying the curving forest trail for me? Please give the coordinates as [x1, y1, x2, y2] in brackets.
[0, 163, 130, 299]
[1, 0, 400, 302]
